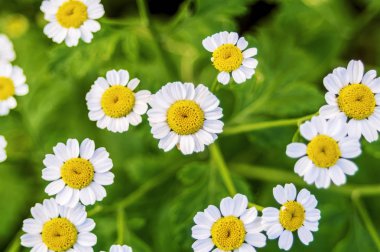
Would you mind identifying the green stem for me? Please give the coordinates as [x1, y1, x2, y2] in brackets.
[223, 113, 315, 136]
[100, 18, 134, 27]
[210, 77, 219, 93]
[136, 0, 149, 26]
[352, 192, 380, 249]
[232, 163, 380, 196]
[116, 207, 125, 244]
[210, 144, 265, 210]
[4, 230, 21, 252]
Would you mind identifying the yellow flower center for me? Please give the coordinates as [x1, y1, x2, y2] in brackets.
[212, 44, 243, 72]
[306, 135, 341, 168]
[167, 100, 205, 135]
[41, 217, 78, 251]
[101, 85, 135, 118]
[211, 216, 246, 251]
[61, 158, 94, 189]
[279, 201, 305, 232]
[337, 84, 376, 120]
[0, 77, 15, 101]
[56, 0, 88, 28]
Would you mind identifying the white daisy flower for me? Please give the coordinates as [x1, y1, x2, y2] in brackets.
[0, 135, 7, 163]
[286, 116, 361, 188]
[192, 194, 266, 252]
[40, 0, 105, 47]
[0, 62, 29, 116]
[0, 34, 16, 62]
[262, 184, 321, 251]
[202, 31, 258, 85]
[147, 82, 223, 155]
[86, 69, 151, 133]
[109, 245, 133, 252]
[21, 198, 97, 252]
[319, 59, 380, 142]
[42, 138, 114, 207]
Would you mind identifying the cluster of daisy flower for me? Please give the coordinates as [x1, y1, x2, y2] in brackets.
[0, 33, 29, 163]
[286, 60, 380, 188]
[1, 0, 376, 251]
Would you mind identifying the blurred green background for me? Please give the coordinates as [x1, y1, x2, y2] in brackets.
[1, 0, 380, 251]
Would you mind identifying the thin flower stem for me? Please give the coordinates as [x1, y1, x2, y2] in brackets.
[352, 192, 380, 250]
[210, 77, 219, 93]
[116, 207, 126, 244]
[223, 113, 315, 136]
[4, 230, 22, 252]
[100, 18, 135, 27]
[210, 143, 265, 210]
[136, 0, 149, 26]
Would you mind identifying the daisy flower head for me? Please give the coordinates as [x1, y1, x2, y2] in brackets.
[262, 184, 321, 251]
[109, 245, 133, 252]
[86, 69, 151, 133]
[40, 0, 105, 47]
[147, 82, 223, 155]
[191, 194, 266, 252]
[286, 116, 361, 188]
[42, 138, 114, 207]
[0, 62, 28, 116]
[319, 59, 380, 142]
[0, 34, 16, 62]
[0, 135, 7, 162]
[21, 198, 97, 251]
[202, 31, 258, 85]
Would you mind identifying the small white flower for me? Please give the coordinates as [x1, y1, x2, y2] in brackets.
[191, 194, 266, 252]
[42, 138, 114, 207]
[0, 135, 7, 162]
[0, 34, 16, 62]
[86, 69, 151, 133]
[262, 184, 321, 251]
[286, 116, 361, 188]
[21, 198, 97, 251]
[202, 31, 258, 85]
[147, 82, 223, 155]
[109, 245, 133, 252]
[0, 62, 29, 116]
[319, 59, 380, 142]
[40, 0, 105, 47]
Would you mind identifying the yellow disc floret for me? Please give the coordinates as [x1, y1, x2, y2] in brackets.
[338, 84, 376, 120]
[211, 216, 246, 251]
[307, 135, 341, 168]
[212, 44, 243, 72]
[56, 0, 88, 28]
[0, 77, 15, 100]
[42, 217, 78, 251]
[279, 201, 305, 232]
[101, 85, 135, 118]
[61, 158, 94, 189]
[167, 100, 205, 135]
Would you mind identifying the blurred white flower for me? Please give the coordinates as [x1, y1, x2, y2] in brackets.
[0, 136, 7, 163]
[0, 34, 15, 62]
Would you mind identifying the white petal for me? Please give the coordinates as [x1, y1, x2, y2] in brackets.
[237, 37, 248, 50]
[273, 185, 286, 204]
[232, 194, 248, 217]
[80, 139, 95, 159]
[220, 196, 234, 216]
[245, 233, 266, 248]
[284, 183, 296, 201]
[45, 179, 65, 196]
[286, 143, 306, 158]
[337, 158, 358, 175]
[232, 69, 246, 84]
[77, 232, 97, 247]
[191, 225, 211, 239]
[347, 60, 364, 84]
[179, 135, 195, 155]
[329, 165, 346, 186]
[217, 72, 230, 85]
[204, 205, 221, 221]
[192, 238, 214, 252]
[299, 121, 317, 140]
[278, 230, 293, 251]
[297, 226, 313, 245]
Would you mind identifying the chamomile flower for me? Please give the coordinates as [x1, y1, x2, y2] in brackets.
[0, 62, 28, 116]
[192, 194, 266, 252]
[202, 31, 258, 85]
[0, 136, 7, 163]
[21, 198, 97, 252]
[109, 245, 133, 252]
[319, 59, 380, 142]
[42, 138, 114, 207]
[286, 116, 361, 188]
[262, 184, 321, 251]
[0, 34, 15, 62]
[147, 82, 223, 155]
[86, 69, 151, 133]
[40, 0, 105, 47]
